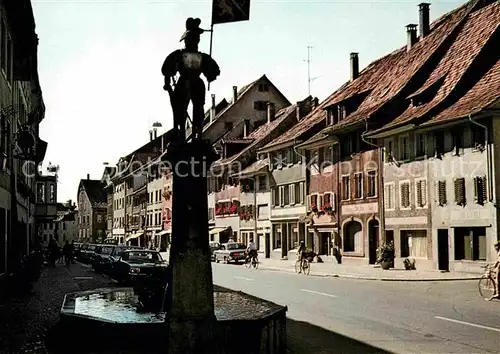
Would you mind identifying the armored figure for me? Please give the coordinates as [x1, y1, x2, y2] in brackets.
[162, 18, 221, 142]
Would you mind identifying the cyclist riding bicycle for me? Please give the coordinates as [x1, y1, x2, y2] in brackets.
[246, 238, 258, 263]
[492, 241, 500, 299]
[297, 240, 306, 274]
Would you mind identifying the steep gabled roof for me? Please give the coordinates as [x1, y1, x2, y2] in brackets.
[80, 179, 107, 208]
[213, 97, 313, 169]
[373, 1, 500, 132]
[324, 0, 478, 134]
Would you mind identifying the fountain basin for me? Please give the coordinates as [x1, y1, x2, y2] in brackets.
[54, 285, 287, 353]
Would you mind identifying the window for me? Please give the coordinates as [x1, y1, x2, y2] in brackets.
[37, 183, 45, 203]
[415, 133, 425, 157]
[341, 176, 350, 200]
[354, 173, 363, 199]
[434, 131, 444, 157]
[279, 186, 285, 206]
[415, 179, 427, 208]
[341, 136, 353, 156]
[384, 139, 393, 163]
[453, 127, 464, 155]
[253, 101, 268, 111]
[310, 194, 318, 209]
[283, 185, 290, 205]
[400, 181, 410, 209]
[384, 183, 395, 210]
[399, 135, 409, 160]
[367, 170, 377, 197]
[472, 125, 485, 150]
[289, 184, 295, 205]
[258, 83, 269, 92]
[454, 178, 466, 206]
[257, 204, 268, 219]
[437, 181, 446, 206]
[474, 176, 487, 205]
[400, 230, 427, 258]
[326, 108, 338, 125]
[454, 227, 486, 261]
[323, 193, 331, 207]
[271, 187, 279, 207]
[258, 175, 266, 192]
[294, 183, 301, 205]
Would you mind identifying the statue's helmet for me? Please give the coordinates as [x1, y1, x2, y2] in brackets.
[180, 17, 205, 42]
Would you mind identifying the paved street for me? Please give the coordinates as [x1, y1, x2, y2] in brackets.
[212, 263, 500, 354]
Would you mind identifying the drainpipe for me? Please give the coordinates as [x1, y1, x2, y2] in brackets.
[468, 116, 493, 202]
[361, 121, 386, 243]
[293, 145, 309, 245]
[252, 176, 258, 250]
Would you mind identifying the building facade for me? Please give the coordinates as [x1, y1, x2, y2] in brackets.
[77, 175, 107, 242]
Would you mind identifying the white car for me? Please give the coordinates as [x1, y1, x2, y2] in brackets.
[214, 242, 247, 264]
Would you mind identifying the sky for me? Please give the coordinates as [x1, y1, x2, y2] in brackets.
[31, 0, 466, 203]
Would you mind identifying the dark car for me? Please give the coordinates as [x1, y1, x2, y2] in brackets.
[77, 243, 99, 264]
[209, 241, 221, 262]
[105, 245, 142, 275]
[92, 244, 116, 273]
[73, 243, 82, 258]
[113, 249, 168, 285]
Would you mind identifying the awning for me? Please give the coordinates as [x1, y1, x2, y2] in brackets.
[209, 227, 229, 235]
[126, 231, 144, 242]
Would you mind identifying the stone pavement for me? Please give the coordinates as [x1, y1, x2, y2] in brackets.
[257, 258, 482, 281]
[0, 262, 116, 353]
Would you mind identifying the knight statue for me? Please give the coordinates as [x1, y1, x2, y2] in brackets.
[162, 17, 221, 142]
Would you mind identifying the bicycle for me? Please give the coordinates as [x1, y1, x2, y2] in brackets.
[295, 257, 310, 275]
[478, 264, 498, 301]
[245, 254, 259, 269]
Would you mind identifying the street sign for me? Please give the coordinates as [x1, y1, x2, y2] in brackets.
[212, 0, 251, 25]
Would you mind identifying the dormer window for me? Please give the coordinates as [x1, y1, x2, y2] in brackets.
[326, 107, 338, 126]
[254, 101, 268, 111]
[338, 104, 347, 121]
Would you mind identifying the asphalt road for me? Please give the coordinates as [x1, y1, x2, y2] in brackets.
[212, 263, 500, 354]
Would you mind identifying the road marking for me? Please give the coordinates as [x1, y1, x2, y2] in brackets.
[234, 276, 254, 281]
[435, 316, 500, 333]
[73, 276, 93, 280]
[300, 289, 337, 298]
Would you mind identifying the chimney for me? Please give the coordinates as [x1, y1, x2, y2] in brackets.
[296, 104, 301, 121]
[149, 130, 153, 141]
[153, 128, 157, 140]
[267, 102, 275, 123]
[87, 174, 90, 180]
[313, 97, 319, 109]
[232, 86, 238, 102]
[243, 120, 250, 137]
[419, 3, 430, 38]
[350, 53, 359, 81]
[210, 94, 216, 123]
[406, 24, 418, 51]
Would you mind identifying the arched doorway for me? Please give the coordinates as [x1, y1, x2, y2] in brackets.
[343, 221, 362, 252]
[368, 219, 379, 264]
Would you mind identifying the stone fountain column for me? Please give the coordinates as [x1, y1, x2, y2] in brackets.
[164, 140, 218, 354]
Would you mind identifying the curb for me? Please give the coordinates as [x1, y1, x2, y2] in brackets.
[257, 265, 481, 282]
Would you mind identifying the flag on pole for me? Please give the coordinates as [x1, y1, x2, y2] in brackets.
[211, 0, 251, 25]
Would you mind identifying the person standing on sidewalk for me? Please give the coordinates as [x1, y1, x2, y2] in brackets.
[63, 241, 73, 268]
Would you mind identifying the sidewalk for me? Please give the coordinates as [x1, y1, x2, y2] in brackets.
[0, 262, 116, 353]
[258, 258, 481, 281]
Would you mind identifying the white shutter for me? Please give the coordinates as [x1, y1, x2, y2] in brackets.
[306, 195, 311, 211]
[299, 182, 305, 204]
[271, 188, 276, 207]
[290, 185, 295, 205]
[280, 186, 284, 206]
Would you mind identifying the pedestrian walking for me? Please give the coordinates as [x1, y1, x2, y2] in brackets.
[63, 241, 74, 268]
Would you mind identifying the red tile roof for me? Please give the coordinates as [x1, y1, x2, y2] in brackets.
[214, 103, 298, 167]
[378, 1, 499, 131]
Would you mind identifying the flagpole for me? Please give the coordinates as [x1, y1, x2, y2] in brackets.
[208, 23, 214, 91]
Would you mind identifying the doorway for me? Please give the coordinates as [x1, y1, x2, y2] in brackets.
[368, 219, 379, 264]
[265, 233, 270, 258]
[437, 229, 449, 271]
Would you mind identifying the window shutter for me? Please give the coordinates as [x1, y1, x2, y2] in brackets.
[454, 178, 465, 206]
[306, 195, 311, 211]
[438, 181, 446, 206]
[474, 176, 487, 205]
[290, 185, 295, 205]
[416, 180, 426, 207]
[401, 183, 410, 208]
[271, 188, 276, 207]
[332, 193, 336, 211]
[280, 186, 285, 206]
[318, 194, 323, 208]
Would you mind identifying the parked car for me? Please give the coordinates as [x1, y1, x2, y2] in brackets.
[214, 242, 247, 264]
[113, 249, 168, 285]
[105, 245, 142, 275]
[92, 244, 116, 273]
[73, 243, 82, 258]
[209, 241, 221, 262]
[77, 243, 99, 264]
